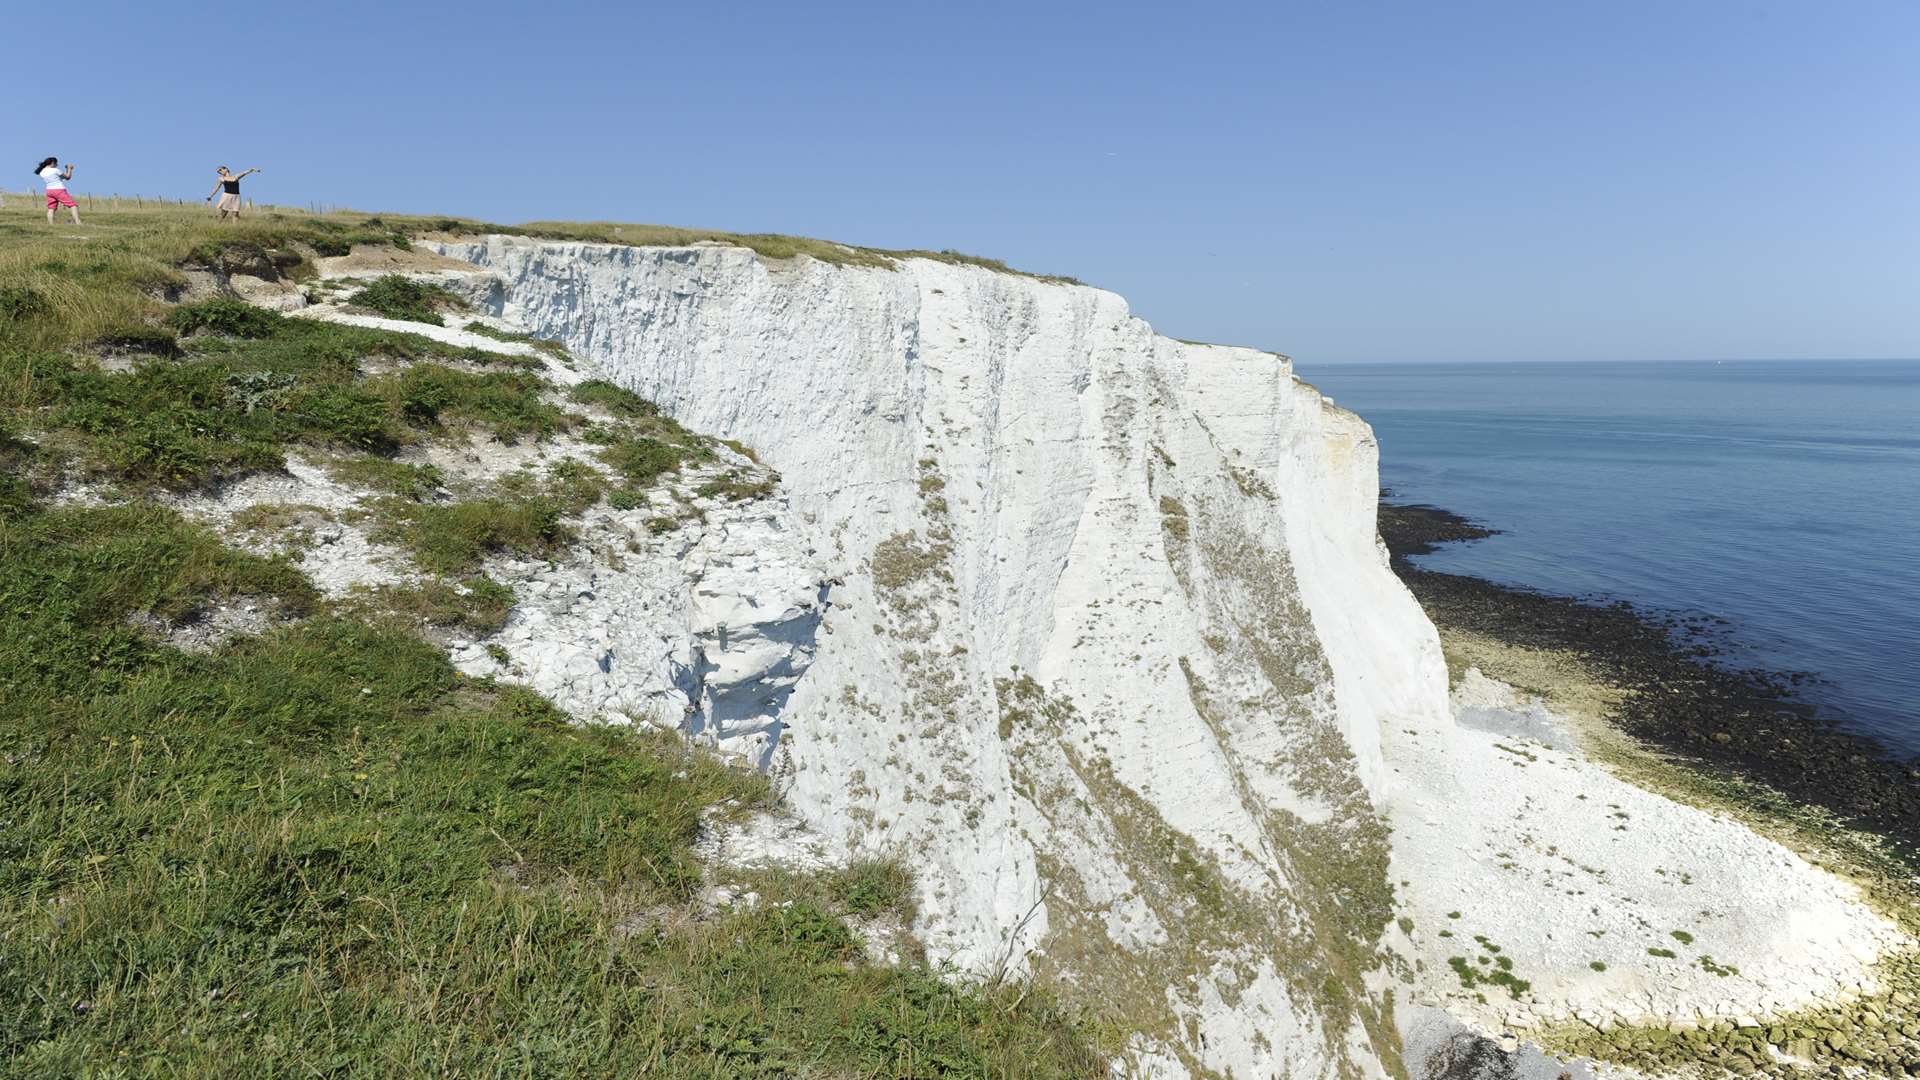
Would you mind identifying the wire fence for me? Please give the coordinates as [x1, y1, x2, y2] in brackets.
[0, 190, 346, 215]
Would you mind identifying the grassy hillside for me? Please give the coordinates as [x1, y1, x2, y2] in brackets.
[0, 205, 1105, 1076]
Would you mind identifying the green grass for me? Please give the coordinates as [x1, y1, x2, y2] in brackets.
[4, 299, 562, 492]
[324, 456, 447, 499]
[415, 215, 1084, 282]
[345, 575, 519, 636]
[370, 493, 576, 574]
[362, 457, 623, 575]
[1446, 955, 1533, 1000]
[829, 857, 920, 921]
[0, 492, 1102, 1078]
[347, 275, 465, 325]
[696, 468, 778, 503]
[0, 205, 406, 351]
[570, 378, 661, 419]
[0, 200, 1079, 360]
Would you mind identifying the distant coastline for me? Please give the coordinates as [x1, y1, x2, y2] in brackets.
[1379, 497, 1920, 866]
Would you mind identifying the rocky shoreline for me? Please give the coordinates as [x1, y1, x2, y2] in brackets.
[1379, 500, 1920, 868]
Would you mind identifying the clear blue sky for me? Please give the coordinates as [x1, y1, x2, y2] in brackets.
[6, 0, 1915, 363]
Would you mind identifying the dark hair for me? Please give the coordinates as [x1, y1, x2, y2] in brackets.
[35, 157, 57, 174]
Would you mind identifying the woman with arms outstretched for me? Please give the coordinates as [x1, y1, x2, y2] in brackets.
[206, 165, 261, 220]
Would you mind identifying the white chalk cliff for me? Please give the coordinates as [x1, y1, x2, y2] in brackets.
[406, 237, 1902, 1079]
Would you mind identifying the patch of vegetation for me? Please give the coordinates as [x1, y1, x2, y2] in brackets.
[185, 219, 405, 264]
[4, 300, 561, 491]
[0, 505, 317, 701]
[570, 378, 660, 418]
[1492, 740, 1539, 763]
[230, 501, 326, 534]
[1647, 947, 1678, 959]
[597, 433, 687, 487]
[349, 575, 518, 636]
[325, 455, 446, 499]
[463, 320, 571, 360]
[890, 248, 1084, 285]
[0, 476, 1104, 1077]
[347, 274, 465, 325]
[425, 218, 1083, 283]
[1669, 929, 1694, 945]
[0, 207, 421, 352]
[363, 363, 571, 443]
[90, 324, 182, 358]
[167, 296, 282, 338]
[229, 501, 331, 552]
[1695, 955, 1739, 977]
[696, 467, 777, 503]
[1447, 955, 1532, 1000]
[0, 284, 51, 322]
[872, 530, 954, 596]
[371, 493, 574, 574]
[1589, 961, 1608, 972]
[827, 858, 919, 920]
[365, 460, 609, 575]
[1157, 494, 1190, 542]
[570, 390, 713, 502]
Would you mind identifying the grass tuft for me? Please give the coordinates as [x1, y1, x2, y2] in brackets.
[829, 857, 919, 920]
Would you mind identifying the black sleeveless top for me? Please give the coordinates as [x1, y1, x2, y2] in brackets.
[222, 178, 240, 194]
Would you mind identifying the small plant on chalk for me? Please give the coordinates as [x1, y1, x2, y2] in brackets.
[347, 275, 465, 325]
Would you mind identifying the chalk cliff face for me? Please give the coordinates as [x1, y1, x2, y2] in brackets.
[434, 237, 1456, 1078]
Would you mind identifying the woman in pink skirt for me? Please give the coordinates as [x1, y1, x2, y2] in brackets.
[206, 165, 262, 221]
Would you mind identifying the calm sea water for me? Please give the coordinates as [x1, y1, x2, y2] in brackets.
[1302, 359, 1920, 755]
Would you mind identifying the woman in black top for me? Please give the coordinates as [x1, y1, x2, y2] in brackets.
[206, 166, 262, 220]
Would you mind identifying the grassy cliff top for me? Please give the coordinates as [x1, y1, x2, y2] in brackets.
[0, 200, 1078, 338]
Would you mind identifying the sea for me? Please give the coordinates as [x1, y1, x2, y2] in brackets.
[1301, 359, 1920, 756]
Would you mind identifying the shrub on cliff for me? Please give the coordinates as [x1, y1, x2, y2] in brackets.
[347, 274, 465, 325]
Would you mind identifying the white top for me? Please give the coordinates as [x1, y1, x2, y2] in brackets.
[39, 166, 65, 191]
